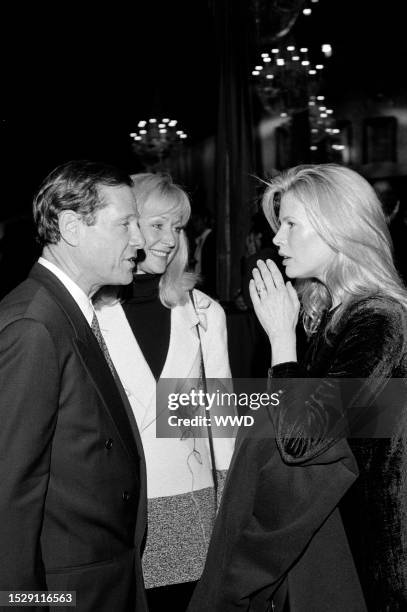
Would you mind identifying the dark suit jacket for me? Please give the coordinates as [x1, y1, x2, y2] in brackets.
[0, 264, 148, 612]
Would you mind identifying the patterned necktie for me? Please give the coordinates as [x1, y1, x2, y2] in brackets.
[91, 312, 116, 377]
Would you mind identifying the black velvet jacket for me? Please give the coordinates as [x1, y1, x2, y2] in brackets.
[272, 295, 407, 611]
[188, 295, 407, 612]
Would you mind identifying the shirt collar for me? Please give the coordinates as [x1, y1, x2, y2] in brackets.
[38, 257, 95, 326]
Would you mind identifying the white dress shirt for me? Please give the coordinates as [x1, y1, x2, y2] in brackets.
[38, 257, 95, 325]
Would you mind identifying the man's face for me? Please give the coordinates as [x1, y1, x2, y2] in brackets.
[77, 184, 144, 294]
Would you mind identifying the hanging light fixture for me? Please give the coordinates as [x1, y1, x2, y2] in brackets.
[129, 118, 187, 169]
[252, 44, 328, 116]
[308, 94, 348, 162]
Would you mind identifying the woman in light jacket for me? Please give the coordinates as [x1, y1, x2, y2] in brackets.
[95, 173, 234, 611]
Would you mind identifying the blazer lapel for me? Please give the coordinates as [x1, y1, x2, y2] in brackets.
[29, 264, 143, 466]
[96, 302, 156, 430]
[161, 299, 201, 379]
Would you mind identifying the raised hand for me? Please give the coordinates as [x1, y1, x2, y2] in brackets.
[249, 259, 300, 366]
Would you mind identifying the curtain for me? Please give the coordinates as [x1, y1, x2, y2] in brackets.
[212, 0, 257, 300]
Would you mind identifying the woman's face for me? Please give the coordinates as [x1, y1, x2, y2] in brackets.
[137, 195, 183, 274]
[272, 191, 335, 282]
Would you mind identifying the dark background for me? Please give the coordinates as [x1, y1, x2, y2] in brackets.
[1, 0, 405, 217]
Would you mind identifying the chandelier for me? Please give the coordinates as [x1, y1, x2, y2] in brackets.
[129, 118, 187, 169]
[309, 95, 336, 145]
[308, 94, 347, 161]
[252, 43, 330, 117]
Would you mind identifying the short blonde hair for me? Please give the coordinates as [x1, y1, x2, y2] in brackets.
[262, 163, 407, 334]
[130, 173, 197, 307]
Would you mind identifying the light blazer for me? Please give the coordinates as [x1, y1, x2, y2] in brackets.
[0, 264, 148, 612]
[96, 289, 235, 499]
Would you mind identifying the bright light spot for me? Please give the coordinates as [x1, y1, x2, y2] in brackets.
[322, 44, 332, 57]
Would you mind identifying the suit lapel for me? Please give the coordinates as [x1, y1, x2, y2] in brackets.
[29, 264, 143, 466]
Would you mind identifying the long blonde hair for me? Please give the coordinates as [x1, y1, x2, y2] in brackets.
[131, 173, 197, 308]
[262, 163, 407, 335]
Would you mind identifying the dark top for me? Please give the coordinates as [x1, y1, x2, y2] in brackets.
[271, 295, 407, 611]
[197, 229, 218, 299]
[122, 274, 171, 381]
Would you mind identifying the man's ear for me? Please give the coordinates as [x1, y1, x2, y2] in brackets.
[58, 210, 81, 246]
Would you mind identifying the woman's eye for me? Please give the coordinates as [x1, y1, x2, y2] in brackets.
[152, 224, 162, 230]
[287, 221, 294, 228]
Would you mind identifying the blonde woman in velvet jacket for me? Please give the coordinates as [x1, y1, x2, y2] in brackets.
[187, 164, 407, 612]
[95, 173, 234, 612]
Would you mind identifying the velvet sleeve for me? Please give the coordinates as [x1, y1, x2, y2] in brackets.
[268, 299, 407, 464]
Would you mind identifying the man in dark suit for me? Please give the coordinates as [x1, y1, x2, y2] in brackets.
[0, 161, 148, 611]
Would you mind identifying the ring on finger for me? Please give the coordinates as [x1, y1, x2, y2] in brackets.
[256, 284, 267, 296]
